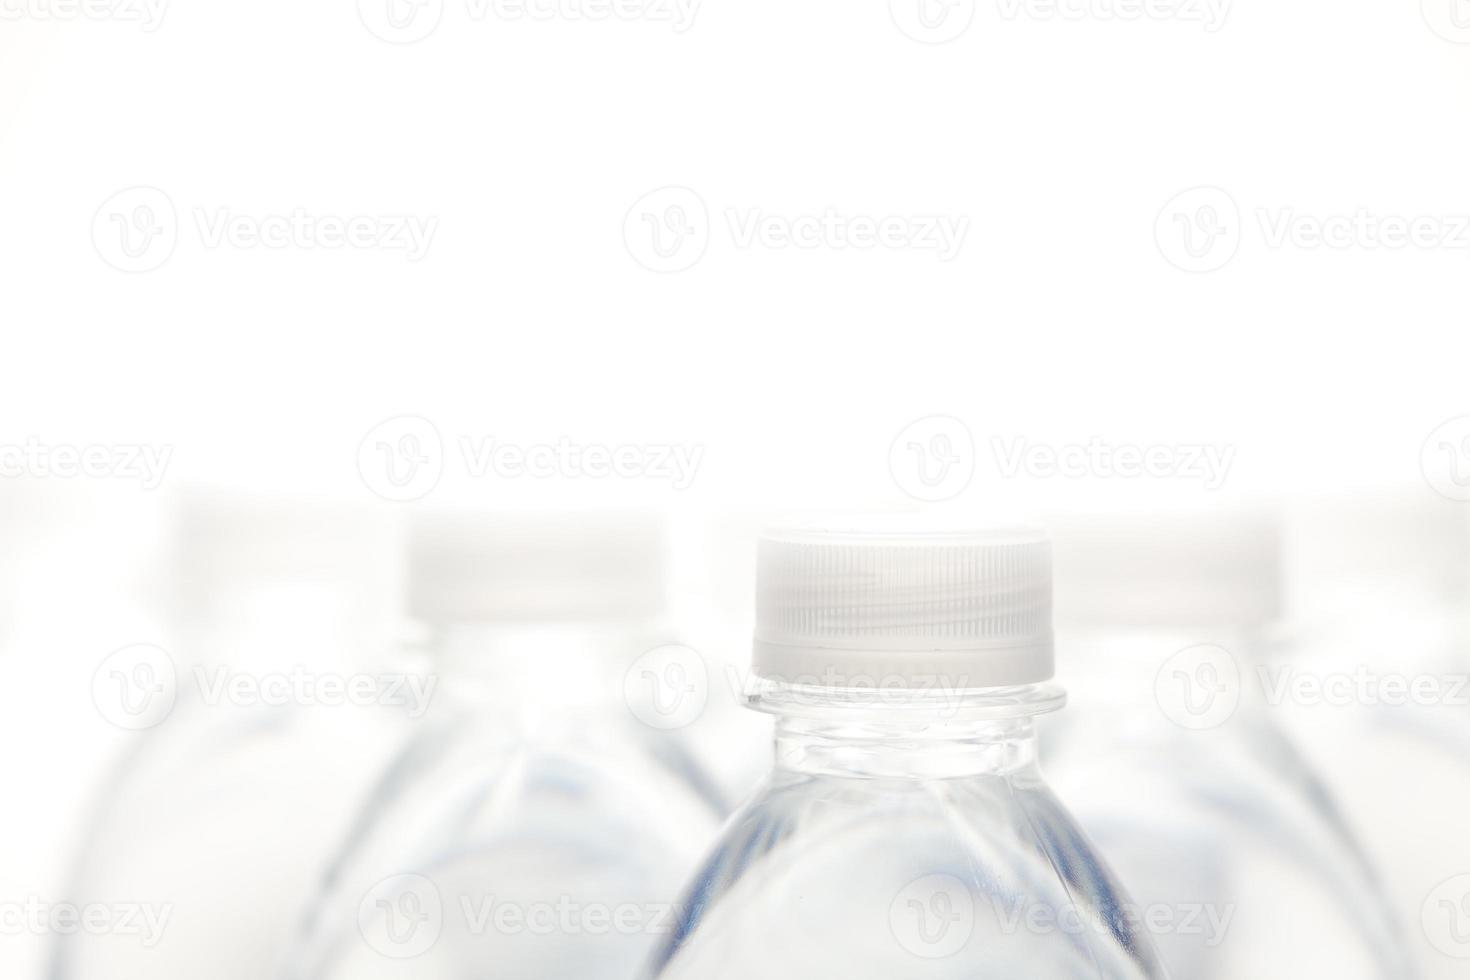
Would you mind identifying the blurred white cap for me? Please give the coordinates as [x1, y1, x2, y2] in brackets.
[407, 508, 670, 625]
[176, 489, 403, 626]
[1283, 492, 1470, 620]
[753, 522, 1054, 687]
[1051, 507, 1281, 630]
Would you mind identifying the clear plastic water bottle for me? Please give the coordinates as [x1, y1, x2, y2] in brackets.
[1, 482, 170, 980]
[281, 509, 726, 980]
[1044, 509, 1410, 980]
[643, 523, 1169, 980]
[1280, 494, 1470, 978]
[51, 491, 411, 980]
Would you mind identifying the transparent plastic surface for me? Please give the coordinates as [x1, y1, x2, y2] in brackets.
[1272, 609, 1470, 980]
[1, 485, 172, 980]
[50, 596, 411, 980]
[52, 697, 406, 980]
[281, 625, 726, 980]
[1293, 704, 1470, 979]
[642, 684, 1169, 980]
[1043, 630, 1411, 980]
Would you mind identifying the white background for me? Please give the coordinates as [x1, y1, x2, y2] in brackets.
[3, 0, 1469, 513]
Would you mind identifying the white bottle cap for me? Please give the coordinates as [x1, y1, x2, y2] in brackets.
[753, 524, 1054, 688]
[171, 490, 407, 672]
[176, 489, 404, 625]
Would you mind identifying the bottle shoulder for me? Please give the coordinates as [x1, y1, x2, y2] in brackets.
[647, 771, 1168, 980]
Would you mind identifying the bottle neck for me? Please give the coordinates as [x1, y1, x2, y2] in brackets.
[753, 680, 1062, 779]
[774, 714, 1040, 777]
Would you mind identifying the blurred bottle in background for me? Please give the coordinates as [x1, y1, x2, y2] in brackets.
[281, 508, 726, 980]
[0, 481, 172, 980]
[1043, 509, 1411, 980]
[50, 489, 412, 980]
[1279, 493, 1470, 979]
[645, 524, 1169, 980]
[669, 510, 777, 807]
